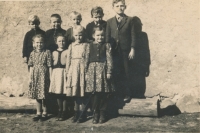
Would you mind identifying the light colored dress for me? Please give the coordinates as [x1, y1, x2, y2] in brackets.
[28, 50, 52, 99]
[49, 50, 67, 94]
[65, 42, 88, 97]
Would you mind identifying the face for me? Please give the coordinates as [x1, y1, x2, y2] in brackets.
[113, 1, 126, 15]
[56, 36, 65, 49]
[29, 21, 39, 30]
[71, 16, 81, 25]
[74, 31, 83, 43]
[93, 30, 105, 43]
[50, 17, 61, 29]
[92, 16, 103, 24]
[33, 37, 44, 51]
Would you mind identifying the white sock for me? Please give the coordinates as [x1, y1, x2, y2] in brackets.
[36, 112, 42, 115]
[43, 112, 47, 115]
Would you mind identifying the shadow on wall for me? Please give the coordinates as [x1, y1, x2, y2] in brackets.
[107, 16, 151, 118]
[130, 16, 151, 98]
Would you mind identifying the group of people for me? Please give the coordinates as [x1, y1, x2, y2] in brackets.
[22, 0, 150, 124]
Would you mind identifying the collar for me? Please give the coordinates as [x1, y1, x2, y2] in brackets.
[73, 42, 83, 46]
[115, 14, 125, 20]
[94, 21, 99, 26]
[93, 42, 104, 45]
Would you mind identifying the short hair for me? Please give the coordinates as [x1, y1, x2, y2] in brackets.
[92, 26, 105, 35]
[112, 0, 125, 6]
[69, 11, 82, 20]
[51, 14, 62, 22]
[32, 34, 44, 42]
[91, 6, 104, 17]
[73, 25, 86, 42]
[28, 15, 40, 25]
[73, 25, 85, 34]
[55, 33, 66, 42]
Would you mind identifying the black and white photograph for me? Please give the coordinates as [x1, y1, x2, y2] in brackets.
[0, 0, 199, 132]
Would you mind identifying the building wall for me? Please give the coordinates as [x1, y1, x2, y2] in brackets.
[0, 0, 199, 97]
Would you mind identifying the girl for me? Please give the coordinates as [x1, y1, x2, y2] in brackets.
[65, 25, 88, 123]
[28, 34, 52, 121]
[22, 15, 45, 70]
[85, 27, 114, 124]
[49, 34, 68, 121]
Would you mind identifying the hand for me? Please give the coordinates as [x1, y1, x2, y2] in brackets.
[107, 74, 111, 79]
[128, 48, 135, 60]
[23, 57, 27, 63]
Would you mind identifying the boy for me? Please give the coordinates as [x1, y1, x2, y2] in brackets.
[106, 0, 135, 102]
[22, 15, 45, 67]
[86, 6, 107, 41]
[65, 11, 83, 46]
[45, 14, 67, 52]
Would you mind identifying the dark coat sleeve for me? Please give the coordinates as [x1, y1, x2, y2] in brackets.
[22, 32, 29, 58]
[130, 17, 136, 48]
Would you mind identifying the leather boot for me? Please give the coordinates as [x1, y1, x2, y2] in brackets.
[71, 111, 79, 123]
[56, 111, 62, 121]
[99, 110, 106, 124]
[92, 110, 100, 124]
[59, 111, 67, 121]
[77, 111, 87, 123]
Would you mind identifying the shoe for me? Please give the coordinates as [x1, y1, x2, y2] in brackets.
[92, 111, 99, 124]
[77, 111, 87, 123]
[40, 114, 47, 122]
[32, 115, 41, 121]
[71, 111, 79, 123]
[59, 111, 67, 121]
[56, 111, 62, 121]
[99, 111, 106, 124]
[124, 95, 131, 102]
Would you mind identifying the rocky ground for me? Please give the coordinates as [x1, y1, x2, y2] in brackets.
[0, 112, 199, 133]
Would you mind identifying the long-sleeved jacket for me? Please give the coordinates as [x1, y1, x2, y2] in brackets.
[106, 15, 135, 51]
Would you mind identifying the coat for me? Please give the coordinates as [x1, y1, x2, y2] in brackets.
[106, 15, 135, 52]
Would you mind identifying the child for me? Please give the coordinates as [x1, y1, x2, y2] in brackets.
[49, 34, 68, 121]
[130, 16, 150, 98]
[65, 11, 83, 46]
[28, 34, 52, 121]
[65, 11, 84, 119]
[85, 6, 107, 112]
[22, 15, 45, 69]
[45, 14, 67, 52]
[85, 27, 114, 124]
[65, 25, 88, 123]
[86, 6, 107, 41]
[106, 0, 135, 102]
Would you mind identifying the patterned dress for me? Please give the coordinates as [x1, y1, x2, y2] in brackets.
[49, 50, 67, 94]
[28, 50, 52, 99]
[65, 42, 88, 97]
[85, 42, 115, 93]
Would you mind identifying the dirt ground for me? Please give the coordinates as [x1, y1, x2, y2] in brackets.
[0, 112, 199, 133]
